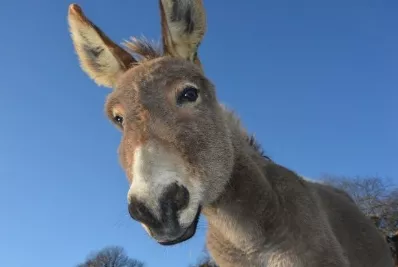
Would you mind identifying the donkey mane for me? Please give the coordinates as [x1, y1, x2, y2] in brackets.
[220, 104, 272, 161]
[246, 134, 271, 160]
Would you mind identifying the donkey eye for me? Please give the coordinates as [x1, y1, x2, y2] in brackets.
[177, 87, 199, 106]
[113, 115, 124, 126]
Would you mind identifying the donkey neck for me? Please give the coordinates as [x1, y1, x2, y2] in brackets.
[202, 134, 283, 257]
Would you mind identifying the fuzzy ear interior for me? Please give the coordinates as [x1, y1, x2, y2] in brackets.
[67, 4, 137, 88]
[159, 0, 206, 67]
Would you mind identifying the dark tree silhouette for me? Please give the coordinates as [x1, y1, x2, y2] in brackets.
[77, 246, 144, 267]
[189, 246, 218, 267]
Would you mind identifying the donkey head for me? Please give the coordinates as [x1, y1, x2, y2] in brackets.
[68, 1, 234, 245]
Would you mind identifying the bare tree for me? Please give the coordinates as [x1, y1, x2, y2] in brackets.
[189, 246, 218, 267]
[321, 174, 398, 236]
[321, 174, 398, 264]
[77, 246, 144, 267]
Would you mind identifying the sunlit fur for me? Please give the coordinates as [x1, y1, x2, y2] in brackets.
[67, 1, 393, 266]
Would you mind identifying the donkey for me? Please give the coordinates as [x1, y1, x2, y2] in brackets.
[67, 1, 393, 266]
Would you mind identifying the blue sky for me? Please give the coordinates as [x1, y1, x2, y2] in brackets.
[0, 0, 397, 266]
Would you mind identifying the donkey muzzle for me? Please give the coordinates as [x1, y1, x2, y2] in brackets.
[128, 183, 201, 245]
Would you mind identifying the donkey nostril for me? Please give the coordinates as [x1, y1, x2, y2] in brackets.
[161, 183, 190, 211]
[174, 184, 190, 211]
[128, 198, 160, 228]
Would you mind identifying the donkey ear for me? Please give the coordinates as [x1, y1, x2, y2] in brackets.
[159, 0, 206, 66]
[67, 4, 137, 88]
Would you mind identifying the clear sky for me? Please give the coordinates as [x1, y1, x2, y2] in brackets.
[0, 0, 397, 266]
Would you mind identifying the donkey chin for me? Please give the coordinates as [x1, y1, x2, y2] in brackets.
[128, 181, 202, 246]
[145, 205, 202, 246]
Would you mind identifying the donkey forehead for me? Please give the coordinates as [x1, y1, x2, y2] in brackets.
[116, 57, 204, 93]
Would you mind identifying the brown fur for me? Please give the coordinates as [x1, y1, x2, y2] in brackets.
[67, 1, 393, 266]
